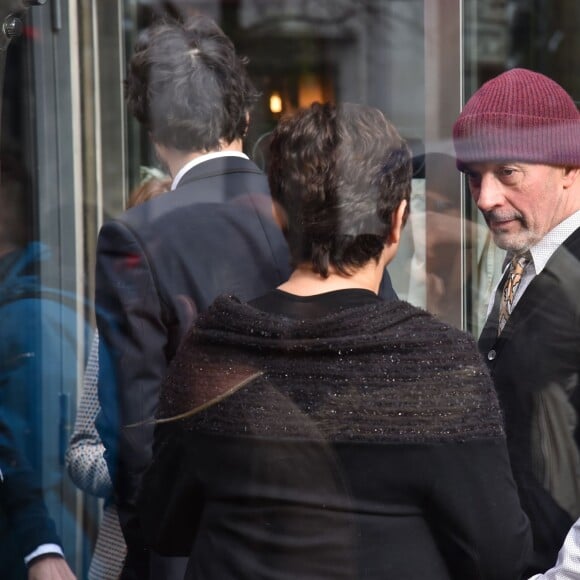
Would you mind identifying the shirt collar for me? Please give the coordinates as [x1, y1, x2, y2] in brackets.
[528, 210, 580, 274]
[171, 151, 249, 191]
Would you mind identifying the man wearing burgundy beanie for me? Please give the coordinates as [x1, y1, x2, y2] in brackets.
[453, 68, 580, 575]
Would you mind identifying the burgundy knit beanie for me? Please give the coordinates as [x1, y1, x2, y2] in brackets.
[453, 68, 580, 168]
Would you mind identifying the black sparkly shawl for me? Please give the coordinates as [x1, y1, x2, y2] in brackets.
[157, 294, 504, 444]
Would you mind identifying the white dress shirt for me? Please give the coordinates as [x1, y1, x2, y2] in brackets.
[171, 151, 250, 191]
[24, 544, 64, 566]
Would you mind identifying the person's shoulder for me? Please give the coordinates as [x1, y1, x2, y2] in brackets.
[369, 300, 503, 438]
[176, 156, 268, 191]
[369, 299, 474, 346]
[186, 155, 265, 177]
[384, 299, 478, 346]
[96, 194, 183, 249]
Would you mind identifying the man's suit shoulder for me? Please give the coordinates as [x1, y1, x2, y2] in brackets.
[114, 157, 272, 231]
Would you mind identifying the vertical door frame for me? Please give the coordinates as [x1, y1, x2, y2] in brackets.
[424, 0, 466, 329]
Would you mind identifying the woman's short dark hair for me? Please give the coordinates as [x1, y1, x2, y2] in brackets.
[268, 102, 412, 277]
[125, 15, 259, 152]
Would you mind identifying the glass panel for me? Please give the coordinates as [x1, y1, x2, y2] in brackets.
[9, 0, 576, 576]
[0, 2, 89, 577]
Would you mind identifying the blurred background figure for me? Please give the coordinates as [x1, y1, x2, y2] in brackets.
[404, 152, 499, 328]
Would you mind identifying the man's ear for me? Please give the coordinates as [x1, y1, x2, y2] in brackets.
[388, 199, 408, 245]
[562, 166, 580, 189]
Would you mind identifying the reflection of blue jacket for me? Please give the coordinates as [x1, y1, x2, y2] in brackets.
[0, 410, 60, 576]
[0, 242, 90, 468]
[0, 242, 91, 578]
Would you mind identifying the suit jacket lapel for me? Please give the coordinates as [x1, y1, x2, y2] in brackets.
[506, 228, 580, 328]
[178, 157, 263, 192]
[478, 229, 580, 353]
[479, 227, 580, 354]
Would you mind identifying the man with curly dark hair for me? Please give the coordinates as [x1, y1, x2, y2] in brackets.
[94, 15, 292, 579]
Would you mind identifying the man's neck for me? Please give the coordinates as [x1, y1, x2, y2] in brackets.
[278, 259, 387, 297]
[160, 139, 244, 179]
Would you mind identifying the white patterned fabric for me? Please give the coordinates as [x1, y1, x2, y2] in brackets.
[66, 332, 126, 579]
[529, 518, 580, 579]
[66, 334, 111, 496]
[88, 505, 126, 580]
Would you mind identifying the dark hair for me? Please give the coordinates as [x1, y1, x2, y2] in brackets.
[124, 15, 259, 152]
[268, 102, 412, 277]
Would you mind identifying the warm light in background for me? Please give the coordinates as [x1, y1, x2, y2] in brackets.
[298, 73, 325, 108]
[269, 91, 283, 114]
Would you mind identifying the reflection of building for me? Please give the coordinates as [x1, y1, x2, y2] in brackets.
[234, 1, 426, 148]
[467, 1, 508, 64]
[463, 1, 509, 98]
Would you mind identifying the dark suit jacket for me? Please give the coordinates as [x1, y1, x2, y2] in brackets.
[95, 156, 397, 578]
[479, 227, 580, 574]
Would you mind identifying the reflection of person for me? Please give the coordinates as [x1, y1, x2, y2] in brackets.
[453, 68, 580, 574]
[94, 15, 295, 580]
[1, 412, 75, 580]
[406, 153, 474, 323]
[65, 176, 170, 579]
[139, 102, 530, 580]
[402, 153, 496, 331]
[0, 153, 76, 579]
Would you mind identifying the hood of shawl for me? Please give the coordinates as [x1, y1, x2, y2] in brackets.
[194, 293, 436, 354]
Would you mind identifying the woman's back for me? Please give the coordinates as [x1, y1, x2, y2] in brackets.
[140, 292, 530, 579]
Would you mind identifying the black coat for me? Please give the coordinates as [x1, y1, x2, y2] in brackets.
[479, 227, 580, 575]
[95, 156, 397, 578]
[140, 295, 531, 580]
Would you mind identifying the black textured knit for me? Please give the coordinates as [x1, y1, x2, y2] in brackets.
[158, 294, 503, 444]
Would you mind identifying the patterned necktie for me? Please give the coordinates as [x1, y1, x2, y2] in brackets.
[498, 253, 530, 335]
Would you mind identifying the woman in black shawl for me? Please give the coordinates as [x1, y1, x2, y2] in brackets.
[139, 102, 531, 580]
